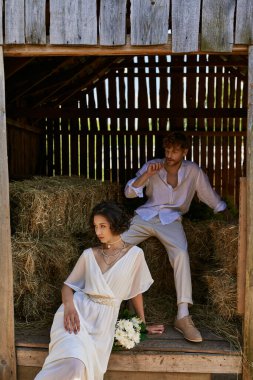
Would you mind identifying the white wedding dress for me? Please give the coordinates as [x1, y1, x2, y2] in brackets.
[34, 246, 153, 380]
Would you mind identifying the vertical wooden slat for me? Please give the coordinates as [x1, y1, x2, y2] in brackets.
[157, 56, 169, 156]
[118, 73, 127, 184]
[148, 56, 157, 161]
[0, 47, 17, 380]
[99, 0, 127, 46]
[237, 177, 247, 315]
[108, 76, 118, 182]
[80, 96, 89, 178]
[46, 119, 54, 176]
[222, 69, 229, 198]
[242, 75, 248, 177]
[172, 0, 201, 53]
[88, 91, 97, 179]
[206, 59, 215, 185]
[50, 0, 97, 45]
[25, 0, 46, 44]
[198, 56, 207, 169]
[201, 0, 236, 52]
[131, 0, 169, 45]
[54, 118, 61, 175]
[138, 57, 149, 166]
[214, 66, 222, 194]
[70, 117, 79, 176]
[0, 0, 3, 44]
[5, 0, 25, 43]
[235, 78, 243, 204]
[228, 76, 236, 199]
[235, 0, 253, 44]
[97, 81, 109, 180]
[61, 117, 70, 176]
[170, 56, 183, 131]
[244, 45, 253, 380]
[127, 63, 138, 177]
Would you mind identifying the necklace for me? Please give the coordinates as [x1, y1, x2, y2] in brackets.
[100, 242, 126, 266]
[106, 237, 122, 249]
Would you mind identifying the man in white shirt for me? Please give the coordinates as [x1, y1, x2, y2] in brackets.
[122, 132, 227, 343]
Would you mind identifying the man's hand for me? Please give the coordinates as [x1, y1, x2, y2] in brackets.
[146, 324, 165, 335]
[147, 162, 164, 177]
[64, 302, 80, 334]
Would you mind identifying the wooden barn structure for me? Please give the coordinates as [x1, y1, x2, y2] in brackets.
[1, 0, 253, 379]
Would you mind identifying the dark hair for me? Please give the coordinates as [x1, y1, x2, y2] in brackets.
[89, 201, 131, 235]
[163, 132, 190, 150]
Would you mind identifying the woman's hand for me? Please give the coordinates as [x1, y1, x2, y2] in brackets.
[146, 324, 165, 335]
[64, 302, 80, 334]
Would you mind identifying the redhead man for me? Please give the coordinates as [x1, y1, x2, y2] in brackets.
[122, 131, 227, 343]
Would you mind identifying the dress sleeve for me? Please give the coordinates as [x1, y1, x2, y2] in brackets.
[64, 249, 88, 292]
[124, 248, 154, 300]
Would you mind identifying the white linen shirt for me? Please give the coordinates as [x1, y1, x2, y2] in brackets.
[124, 159, 226, 225]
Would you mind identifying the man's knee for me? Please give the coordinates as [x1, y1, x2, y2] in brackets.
[168, 248, 189, 265]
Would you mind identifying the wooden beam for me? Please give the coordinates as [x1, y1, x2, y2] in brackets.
[8, 107, 248, 119]
[244, 45, 253, 380]
[0, 47, 17, 380]
[6, 118, 42, 134]
[237, 177, 247, 314]
[16, 347, 242, 374]
[2, 40, 249, 57]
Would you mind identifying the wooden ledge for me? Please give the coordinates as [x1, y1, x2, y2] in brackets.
[16, 347, 242, 374]
[15, 326, 242, 374]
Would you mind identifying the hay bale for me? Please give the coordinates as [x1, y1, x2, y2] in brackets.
[10, 177, 122, 237]
[12, 232, 96, 321]
[204, 270, 237, 320]
[139, 238, 174, 297]
[208, 221, 238, 275]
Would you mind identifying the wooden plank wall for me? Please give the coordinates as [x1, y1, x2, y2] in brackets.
[244, 45, 253, 380]
[44, 55, 247, 206]
[0, 47, 16, 380]
[1, 0, 253, 50]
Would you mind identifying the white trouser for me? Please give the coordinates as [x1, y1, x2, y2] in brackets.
[122, 215, 193, 305]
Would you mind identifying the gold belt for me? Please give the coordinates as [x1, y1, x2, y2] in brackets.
[87, 294, 116, 306]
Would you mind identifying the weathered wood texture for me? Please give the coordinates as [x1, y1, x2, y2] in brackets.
[0, 47, 16, 380]
[25, 0, 46, 44]
[237, 177, 247, 315]
[130, 0, 169, 45]
[201, 0, 236, 51]
[5, 0, 25, 43]
[99, 0, 127, 46]
[244, 45, 253, 380]
[2, 0, 253, 50]
[49, 0, 97, 45]
[172, 0, 201, 52]
[235, 0, 253, 44]
[0, 0, 2, 44]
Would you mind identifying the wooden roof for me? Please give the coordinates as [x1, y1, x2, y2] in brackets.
[1, 0, 253, 55]
[5, 54, 248, 120]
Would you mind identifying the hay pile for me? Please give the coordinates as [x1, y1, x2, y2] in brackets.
[11, 176, 122, 323]
[10, 176, 122, 237]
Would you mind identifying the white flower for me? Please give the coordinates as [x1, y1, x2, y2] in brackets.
[114, 317, 143, 350]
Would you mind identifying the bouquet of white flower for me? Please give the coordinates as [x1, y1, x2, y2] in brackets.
[114, 316, 146, 349]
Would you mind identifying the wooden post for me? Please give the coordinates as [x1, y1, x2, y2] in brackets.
[244, 46, 253, 380]
[237, 177, 247, 314]
[0, 47, 17, 379]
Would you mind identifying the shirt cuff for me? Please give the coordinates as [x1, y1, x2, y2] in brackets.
[127, 179, 145, 198]
[214, 201, 227, 213]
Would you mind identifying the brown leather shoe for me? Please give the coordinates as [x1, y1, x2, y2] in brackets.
[174, 315, 203, 343]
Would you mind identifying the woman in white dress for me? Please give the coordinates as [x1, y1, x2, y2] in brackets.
[35, 201, 164, 380]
